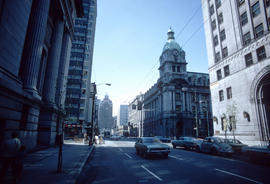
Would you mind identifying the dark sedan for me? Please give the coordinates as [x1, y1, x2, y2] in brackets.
[154, 136, 171, 143]
[172, 137, 202, 151]
[135, 137, 170, 158]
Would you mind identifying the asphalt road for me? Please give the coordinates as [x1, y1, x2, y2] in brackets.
[76, 140, 270, 184]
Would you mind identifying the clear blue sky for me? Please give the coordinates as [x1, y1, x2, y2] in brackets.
[92, 0, 209, 115]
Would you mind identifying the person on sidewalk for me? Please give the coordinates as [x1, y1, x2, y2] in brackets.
[0, 132, 21, 182]
[15, 145, 26, 182]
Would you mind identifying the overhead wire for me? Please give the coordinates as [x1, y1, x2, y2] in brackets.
[118, 0, 211, 104]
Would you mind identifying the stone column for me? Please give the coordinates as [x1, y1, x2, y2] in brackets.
[21, 0, 50, 97]
[55, 30, 71, 108]
[42, 19, 64, 106]
[38, 18, 64, 145]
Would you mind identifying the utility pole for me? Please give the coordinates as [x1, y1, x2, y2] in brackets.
[195, 90, 199, 138]
[90, 83, 96, 144]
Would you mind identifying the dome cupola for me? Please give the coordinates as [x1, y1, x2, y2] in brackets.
[162, 27, 182, 53]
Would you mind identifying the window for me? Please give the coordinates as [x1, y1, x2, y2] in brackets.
[256, 46, 266, 61]
[224, 65, 230, 77]
[229, 116, 236, 130]
[220, 29, 226, 41]
[243, 32, 251, 45]
[266, 0, 270, 7]
[240, 12, 248, 26]
[226, 87, 232, 99]
[177, 66, 180, 72]
[254, 23, 264, 38]
[215, 51, 221, 63]
[214, 35, 219, 46]
[172, 65, 176, 72]
[218, 13, 223, 24]
[176, 93, 181, 101]
[252, 1, 260, 17]
[211, 19, 216, 30]
[210, 5, 215, 15]
[176, 105, 181, 112]
[215, 0, 221, 8]
[219, 90, 224, 101]
[238, 0, 245, 6]
[245, 53, 253, 67]
[217, 69, 222, 80]
[222, 47, 228, 58]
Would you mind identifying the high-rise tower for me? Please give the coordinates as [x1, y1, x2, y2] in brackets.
[65, 0, 97, 133]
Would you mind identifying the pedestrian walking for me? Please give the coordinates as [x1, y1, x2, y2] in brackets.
[14, 145, 26, 182]
[0, 132, 21, 183]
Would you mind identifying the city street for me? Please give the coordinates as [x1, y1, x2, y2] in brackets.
[77, 140, 270, 184]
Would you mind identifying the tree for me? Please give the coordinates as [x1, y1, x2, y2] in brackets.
[226, 102, 238, 142]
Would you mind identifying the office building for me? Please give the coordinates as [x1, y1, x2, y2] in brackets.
[202, 0, 270, 145]
[118, 105, 129, 126]
[98, 95, 114, 131]
[128, 94, 144, 137]
[65, 0, 97, 135]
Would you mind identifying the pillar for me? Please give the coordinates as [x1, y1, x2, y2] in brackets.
[55, 30, 72, 108]
[21, 0, 50, 98]
[42, 19, 64, 106]
[38, 18, 64, 145]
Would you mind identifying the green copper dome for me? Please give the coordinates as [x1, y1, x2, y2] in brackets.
[162, 28, 182, 53]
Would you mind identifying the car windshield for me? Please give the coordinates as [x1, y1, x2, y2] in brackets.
[226, 139, 242, 144]
[143, 138, 161, 143]
[215, 137, 225, 143]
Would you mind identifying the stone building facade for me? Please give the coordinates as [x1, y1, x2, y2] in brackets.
[143, 28, 213, 138]
[0, 0, 83, 149]
[128, 94, 144, 137]
[202, 0, 270, 146]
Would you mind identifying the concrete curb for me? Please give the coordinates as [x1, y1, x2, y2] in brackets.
[73, 145, 95, 183]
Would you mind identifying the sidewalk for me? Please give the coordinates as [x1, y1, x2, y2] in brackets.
[17, 143, 94, 184]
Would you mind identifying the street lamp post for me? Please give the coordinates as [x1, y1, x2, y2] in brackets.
[200, 100, 209, 137]
[194, 95, 199, 138]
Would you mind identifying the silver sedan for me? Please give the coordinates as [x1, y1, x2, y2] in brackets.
[200, 137, 233, 156]
[135, 137, 171, 158]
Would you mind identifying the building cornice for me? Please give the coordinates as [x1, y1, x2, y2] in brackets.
[208, 32, 270, 73]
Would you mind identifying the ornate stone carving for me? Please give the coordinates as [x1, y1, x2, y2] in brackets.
[250, 65, 270, 102]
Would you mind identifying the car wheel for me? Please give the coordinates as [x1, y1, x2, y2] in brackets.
[211, 148, 218, 155]
[173, 144, 176, 149]
[163, 153, 168, 158]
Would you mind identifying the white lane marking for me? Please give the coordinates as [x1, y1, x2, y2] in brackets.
[124, 153, 132, 159]
[141, 165, 163, 182]
[169, 155, 183, 160]
[215, 168, 263, 184]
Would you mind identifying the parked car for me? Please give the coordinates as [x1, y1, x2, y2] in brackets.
[135, 137, 170, 158]
[200, 137, 233, 156]
[224, 138, 247, 154]
[172, 137, 202, 151]
[154, 136, 171, 143]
